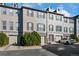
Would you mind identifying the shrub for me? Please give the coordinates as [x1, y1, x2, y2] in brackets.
[0, 32, 9, 46]
[70, 34, 79, 42]
[20, 31, 41, 46]
[31, 31, 41, 45]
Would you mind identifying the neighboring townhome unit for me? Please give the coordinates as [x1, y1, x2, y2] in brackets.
[0, 5, 20, 44]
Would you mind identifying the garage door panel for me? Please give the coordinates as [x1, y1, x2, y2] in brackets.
[55, 35, 61, 41]
[9, 36, 17, 44]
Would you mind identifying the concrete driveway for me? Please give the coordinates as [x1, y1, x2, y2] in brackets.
[0, 48, 57, 56]
[42, 44, 79, 56]
[0, 44, 57, 56]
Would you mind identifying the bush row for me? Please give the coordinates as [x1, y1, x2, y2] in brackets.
[20, 31, 41, 46]
[0, 32, 9, 47]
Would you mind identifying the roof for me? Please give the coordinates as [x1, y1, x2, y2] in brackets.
[0, 5, 20, 10]
[0, 5, 78, 19]
[22, 6, 47, 13]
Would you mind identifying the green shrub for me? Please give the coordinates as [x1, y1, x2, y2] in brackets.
[70, 34, 79, 42]
[20, 31, 41, 46]
[0, 32, 9, 46]
[31, 31, 41, 45]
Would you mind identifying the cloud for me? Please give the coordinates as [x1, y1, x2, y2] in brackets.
[57, 4, 71, 17]
[61, 9, 71, 17]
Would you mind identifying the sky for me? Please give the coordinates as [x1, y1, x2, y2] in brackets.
[4, 3, 79, 17]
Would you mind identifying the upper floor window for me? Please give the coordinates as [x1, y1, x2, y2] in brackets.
[64, 18, 68, 23]
[49, 14, 53, 20]
[69, 27, 74, 33]
[37, 23, 45, 31]
[9, 21, 14, 30]
[37, 12, 45, 19]
[2, 21, 7, 30]
[64, 27, 68, 32]
[69, 19, 74, 23]
[56, 15, 62, 21]
[27, 22, 33, 31]
[2, 8, 6, 14]
[49, 25, 54, 31]
[16, 22, 18, 31]
[77, 19, 79, 23]
[56, 25, 62, 32]
[27, 10, 33, 17]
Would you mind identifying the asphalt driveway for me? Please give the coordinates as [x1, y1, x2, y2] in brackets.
[42, 44, 79, 56]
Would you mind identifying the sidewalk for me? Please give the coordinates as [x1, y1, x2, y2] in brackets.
[0, 45, 41, 51]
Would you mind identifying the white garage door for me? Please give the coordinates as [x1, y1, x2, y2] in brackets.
[9, 35, 17, 44]
[55, 35, 61, 42]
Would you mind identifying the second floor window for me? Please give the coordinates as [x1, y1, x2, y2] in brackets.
[9, 21, 14, 30]
[37, 23, 45, 31]
[69, 27, 74, 33]
[16, 22, 18, 31]
[49, 14, 53, 20]
[27, 22, 33, 31]
[2, 21, 7, 30]
[27, 10, 33, 17]
[56, 26, 62, 32]
[64, 18, 68, 23]
[37, 12, 45, 19]
[56, 15, 62, 21]
[64, 27, 68, 32]
[69, 19, 74, 23]
[49, 25, 54, 31]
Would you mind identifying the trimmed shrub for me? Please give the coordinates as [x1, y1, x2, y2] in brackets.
[31, 31, 41, 45]
[20, 31, 41, 46]
[0, 32, 9, 46]
[70, 34, 79, 42]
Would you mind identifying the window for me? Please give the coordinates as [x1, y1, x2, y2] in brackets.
[27, 10, 33, 17]
[2, 21, 7, 30]
[56, 26, 62, 32]
[49, 25, 54, 31]
[16, 22, 18, 31]
[77, 19, 79, 23]
[49, 14, 53, 20]
[9, 21, 14, 30]
[64, 27, 68, 32]
[69, 19, 74, 23]
[64, 18, 68, 23]
[56, 15, 62, 21]
[37, 12, 45, 18]
[69, 27, 74, 33]
[37, 23, 45, 31]
[3, 8, 6, 14]
[27, 22, 33, 31]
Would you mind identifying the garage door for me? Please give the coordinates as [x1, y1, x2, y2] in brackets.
[55, 35, 61, 42]
[9, 35, 17, 44]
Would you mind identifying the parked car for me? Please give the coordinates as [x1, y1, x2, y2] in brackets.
[58, 38, 76, 45]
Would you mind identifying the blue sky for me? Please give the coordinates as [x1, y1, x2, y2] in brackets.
[4, 3, 79, 16]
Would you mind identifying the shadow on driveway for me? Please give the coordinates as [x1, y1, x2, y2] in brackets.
[42, 44, 79, 56]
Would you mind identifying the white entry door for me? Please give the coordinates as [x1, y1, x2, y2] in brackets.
[41, 37, 45, 46]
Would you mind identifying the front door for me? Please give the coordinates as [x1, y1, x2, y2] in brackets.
[49, 34, 54, 42]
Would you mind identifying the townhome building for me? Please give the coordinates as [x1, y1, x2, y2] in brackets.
[0, 5, 78, 45]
